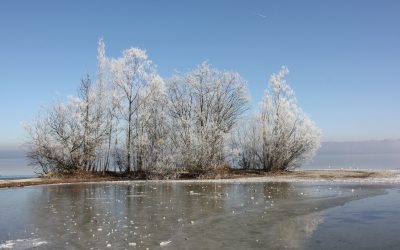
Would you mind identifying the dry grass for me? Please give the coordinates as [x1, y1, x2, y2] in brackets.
[285, 169, 396, 179]
[1, 168, 399, 189]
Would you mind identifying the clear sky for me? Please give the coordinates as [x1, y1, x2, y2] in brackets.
[0, 0, 399, 149]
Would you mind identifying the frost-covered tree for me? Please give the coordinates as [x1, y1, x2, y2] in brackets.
[77, 75, 111, 172]
[109, 48, 160, 173]
[167, 63, 249, 171]
[226, 117, 261, 170]
[94, 39, 121, 172]
[230, 66, 321, 171]
[25, 73, 112, 174]
[26, 98, 85, 174]
[26, 40, 112, 174]
[25, 40, 320, 177]
[139, 75, 171, 171]
[77, 75, 94, 171]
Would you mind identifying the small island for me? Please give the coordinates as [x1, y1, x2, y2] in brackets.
[7, 41, 398, 191]
[23, 40, 321, 184]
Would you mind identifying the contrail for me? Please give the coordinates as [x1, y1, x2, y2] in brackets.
[255, 13, 267, 18]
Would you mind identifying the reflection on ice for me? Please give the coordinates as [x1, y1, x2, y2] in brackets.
[0, 182, 393, 249]
[0, 238, 47, 250]
[274, 212, 324, 249]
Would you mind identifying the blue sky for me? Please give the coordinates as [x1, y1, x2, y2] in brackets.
[0, 0, 399, 148]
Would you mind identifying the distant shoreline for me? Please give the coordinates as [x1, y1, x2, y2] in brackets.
[1, 169, 400, 189]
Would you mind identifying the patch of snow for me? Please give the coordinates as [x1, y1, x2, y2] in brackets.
[160, 240, 171, 246]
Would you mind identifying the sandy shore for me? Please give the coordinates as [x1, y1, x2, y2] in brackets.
[1, 169, 400, 188]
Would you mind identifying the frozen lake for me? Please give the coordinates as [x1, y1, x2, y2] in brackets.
[0, 158, 36, 180]
[1, 182, 400, 249]
[304, 153, 400, 170]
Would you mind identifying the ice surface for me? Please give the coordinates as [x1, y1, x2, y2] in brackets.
[0, 238, 47, 250]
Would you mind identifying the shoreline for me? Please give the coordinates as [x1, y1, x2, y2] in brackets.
[1, 169, 400, 188]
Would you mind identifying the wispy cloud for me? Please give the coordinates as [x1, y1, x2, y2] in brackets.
[255, 13, 267, 19]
